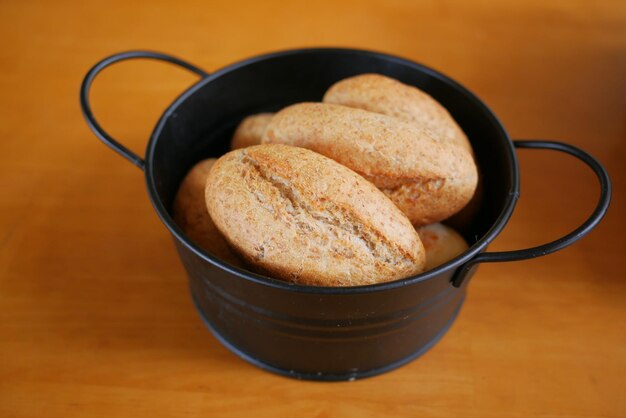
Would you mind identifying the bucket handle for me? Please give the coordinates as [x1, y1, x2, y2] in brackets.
[452, 140, 611, 287]
[79, 51, 209, 171]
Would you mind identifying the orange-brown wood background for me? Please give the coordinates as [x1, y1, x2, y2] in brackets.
[1, 1, 624, 416]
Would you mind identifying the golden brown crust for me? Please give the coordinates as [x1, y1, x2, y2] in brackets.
[262, 102, 478, 225]
[416, 223, 469, 270]
[172, 159, 245, 266]
[205, 144, 426, 286]
[323, 73, 472, 152]
[230, 113, 274, 150]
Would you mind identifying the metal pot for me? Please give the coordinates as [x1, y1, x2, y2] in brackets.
[80, 48, 611, 381]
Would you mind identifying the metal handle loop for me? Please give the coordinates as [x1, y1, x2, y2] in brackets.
[452, 140, 611, 287]
[79, 50, 209, 170]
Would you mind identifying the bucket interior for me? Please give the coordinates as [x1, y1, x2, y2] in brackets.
[148, 49, 515, 250]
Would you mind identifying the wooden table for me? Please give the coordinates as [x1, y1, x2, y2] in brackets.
[1, 1, 624, 416]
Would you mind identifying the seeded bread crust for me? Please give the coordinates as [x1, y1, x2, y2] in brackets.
[262, 102, 478, 225]
[205, 144, 426, 286]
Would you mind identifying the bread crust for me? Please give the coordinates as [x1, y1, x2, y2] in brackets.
[230, 113, 274, 150]
[323, 73, 472, 152]
[172, 159, 244, 266]
[417, 223, 469, 270]
[205, 144, 426, 286]
[262, 102, 478, 225]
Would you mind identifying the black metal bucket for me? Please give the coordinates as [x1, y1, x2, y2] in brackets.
[80, 48, 611, 381]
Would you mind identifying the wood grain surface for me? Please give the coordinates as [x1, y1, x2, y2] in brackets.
[1, 1, 624, 417]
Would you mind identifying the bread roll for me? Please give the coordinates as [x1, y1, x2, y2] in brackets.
[323, 73, 472, 152]
[262, 102, 478, 226]
[206, 144, 426, 286]
[172, 159, 244, 266]
[230, 113, 274, 150]
[417, 223, 469, 270]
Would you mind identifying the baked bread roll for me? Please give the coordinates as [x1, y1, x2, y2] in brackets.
[173, 159, 244, 266]
[323, 73, 472, 152]
[416, 223, 469, 270]
[262, 102, 478, 226]
[205, 144, 426, 286]
[230, 113, 274, 150]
